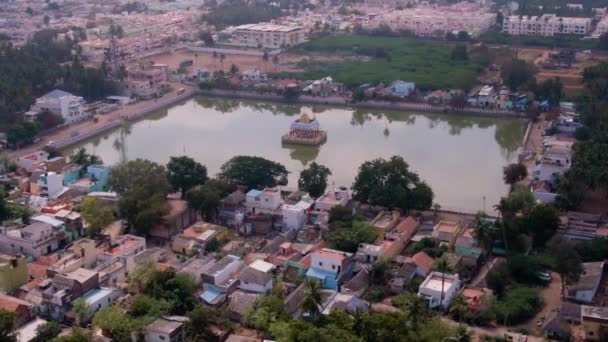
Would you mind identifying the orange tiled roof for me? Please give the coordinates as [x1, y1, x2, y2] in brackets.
[27, 263, 48, 279]
[395, 217, 419, 236]
[411, 251, 435, 274]
[0, 294, 30, 312]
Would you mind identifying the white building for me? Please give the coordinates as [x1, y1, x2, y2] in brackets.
[592, 15, 608, 38]
[565, 261, 604, 303]
[81, 287, 122, 313]
[0, 222, 58, 258]
[502, 14, 592, 36]
[314, 188, 351, 213]
[145, 316, 187, 342]
[245, 188, 282, 215]
[25, 90, 87, 124]
[282, 200, 312, 230]
[364, 4, 496, 38]
[237, 266, 273, 294]
[418, 272, 462, 309]
[229, 23, 307, 48]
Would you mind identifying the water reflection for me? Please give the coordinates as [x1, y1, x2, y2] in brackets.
[63, 97, 526, 211]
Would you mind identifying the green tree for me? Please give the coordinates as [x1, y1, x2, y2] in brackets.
[298, 162, 332, 198]
[449, 296, 468, 325]
[80, 196, 114, 236]
[327, 220, 377, 253]
[521, 204, 560, 247]
[392, 292, 429, 331]
[128, 295, 172, 319]
[184, 305, 218, 342]
[118, 189, 167, 236]
[493, 287, 541, 325]
[599, 32, 608, 50]
[352, 156, 434, 212]
[434, 257, 453, 310]
[502, 163, 528, 190]
[501, 58, 536, 91]
[472, 214, 497, 260]
[450, 45, 468, 61]
[199, 31, 215, 46]
[575, 237, 608, 262]
[328, 205, 352, 225]
[166, 156, 208, 198]
[53, 329, 92, 342]
[108, 159, 170, 195]
[72, 297, 93, 326]
[93, 305, 136, 342]
[302, 278, 322, 321]
[246, 295, 289, 332]
[371, 258, 389, 285]
[33, 321, 62, 342]
[186, 184, 221, 221]
[534, 77, 563, 105]
[219, 155, 288, 189]
[70, 147, 101, 167]
[0, 309, 16, 342]
[547, 235, 583, 299]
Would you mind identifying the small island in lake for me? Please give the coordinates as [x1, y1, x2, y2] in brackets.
[281, 113, 327, 146]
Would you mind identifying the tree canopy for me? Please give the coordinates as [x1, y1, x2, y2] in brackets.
[0, 309, 15, 342]
[352, 156, 433, 212]
[219, 155, 288, 190]
[502, 163, 528, 189]
[108, 159, 170, 195]
[298, 162, 332, 198]
[80, 196, 114, 236]
[501, 58, 536, 91]
[327, 219, 378, 253]
[166, 156, 208, 198]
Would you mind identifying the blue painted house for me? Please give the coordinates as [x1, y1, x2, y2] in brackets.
[86, 165, 111, 192]
[385, 81, 415, 98]
[305, 248, 353, 290]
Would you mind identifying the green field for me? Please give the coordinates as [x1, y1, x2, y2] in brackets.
[281, 35, 489, 90]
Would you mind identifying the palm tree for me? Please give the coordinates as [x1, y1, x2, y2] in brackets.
[434, 257, 452, 310]
[395, 293, 428, 332]
[449, 295, 468, 326]
[472, 213, 497, 269]
[219, 53, 226, 70]
[301, 278, 322, 321]
[262, 51, 269, 73]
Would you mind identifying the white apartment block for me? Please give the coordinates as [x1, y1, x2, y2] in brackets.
[229, 24, 307, 49]
[25, 90, 87, 124]
[364, 4, 496, 37]
[502, 14, 591, 36]
[592, 15, 608, 38]
[418, 272, 462, 309]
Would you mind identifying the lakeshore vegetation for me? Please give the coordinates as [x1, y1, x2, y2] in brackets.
[280, 35, 490, 90]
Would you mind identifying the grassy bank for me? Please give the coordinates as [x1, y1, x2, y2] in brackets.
[279, 35, 488, 90]
[479, 29, 598, 50]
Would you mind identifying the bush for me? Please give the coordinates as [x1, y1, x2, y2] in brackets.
[492, 288, 541, 325]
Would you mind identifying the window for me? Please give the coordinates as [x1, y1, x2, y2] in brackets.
[159, 336, 166, 341]
[319, 262, 323, 266]
[331, 265, 336, 270]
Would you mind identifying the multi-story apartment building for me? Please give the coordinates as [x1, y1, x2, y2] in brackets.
[229, 24, 307, 48]
[25, 90, 87, 124]
[502, 14, 591, 36]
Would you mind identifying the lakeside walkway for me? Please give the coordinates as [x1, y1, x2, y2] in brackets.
[199, 89, 529, 119]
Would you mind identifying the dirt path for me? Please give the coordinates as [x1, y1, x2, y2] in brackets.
[520, 272, 562, 335]
[7, 81, 194, 160]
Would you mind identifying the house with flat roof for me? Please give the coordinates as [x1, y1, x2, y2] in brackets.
[385, 81, 415, 98]
[145, 316, 188, 342]
[25, 89, 87, 124]
[581, 305, 608, 341]
[237, 266, 273, 294]
[417, 272, 462, 309]
[245, 188, 282, 215]
[432, 221, 462, 247]
[0, 222, 58, 258]
[314, 188, 350, 213]
[229, 23, 307, 49]
[305, 248, 353, 290]
[200, 255, 244, 305]
[79, 287, 122, 318]
[565, 261, 604, 303]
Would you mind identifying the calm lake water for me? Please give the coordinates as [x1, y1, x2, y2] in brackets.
[64, 97, 527, 212]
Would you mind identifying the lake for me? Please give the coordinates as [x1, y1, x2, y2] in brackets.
[64, 97, 527, 212]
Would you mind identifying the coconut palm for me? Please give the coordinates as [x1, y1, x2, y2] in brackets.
[448, 295, 468, 325]
[394, 292, 429, 331]
[434, 257, 452, 310]
[472, 213, 497, 265]
[301, 278, 322, 321]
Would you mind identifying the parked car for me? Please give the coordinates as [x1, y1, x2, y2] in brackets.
[536, 271, 552, 283]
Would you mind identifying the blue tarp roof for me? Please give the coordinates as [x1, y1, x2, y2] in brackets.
[306, 267, 337, 281]
[246, 189, 261, 197]
[200, 287, 223, 304]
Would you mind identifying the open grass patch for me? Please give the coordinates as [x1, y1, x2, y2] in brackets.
[281, 35, 488, 90]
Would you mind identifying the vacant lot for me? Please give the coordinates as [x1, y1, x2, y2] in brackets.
[280, 35, 488, 90]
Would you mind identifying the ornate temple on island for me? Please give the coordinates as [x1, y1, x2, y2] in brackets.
[281, 113, 327, 146]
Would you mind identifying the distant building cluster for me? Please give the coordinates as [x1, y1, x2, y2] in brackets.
[502, 14, 592, 36]
[221, 23, 307, 49]
[363, 3, 497, 37]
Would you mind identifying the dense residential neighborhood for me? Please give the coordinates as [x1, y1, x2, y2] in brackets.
[0, 0, 608, 341]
